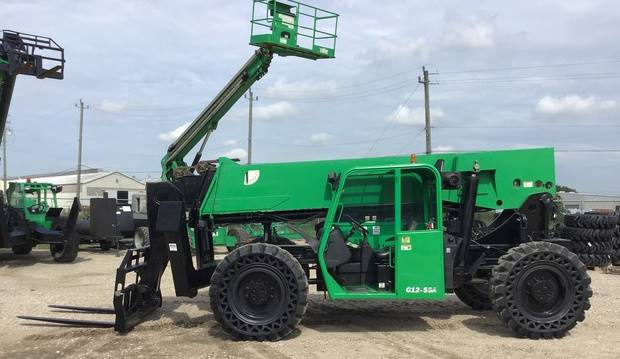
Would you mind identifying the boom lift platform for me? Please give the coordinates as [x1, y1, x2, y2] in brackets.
[22, 1, 592, 340]
[0, 30, 80, 262]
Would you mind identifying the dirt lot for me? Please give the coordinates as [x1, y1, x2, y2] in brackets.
[1, 248, 619, 359]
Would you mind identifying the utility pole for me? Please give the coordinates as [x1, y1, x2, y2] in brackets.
[244, 88, 258, 164]
[418, 66, 432, 154]
[75, 99, 88, 200]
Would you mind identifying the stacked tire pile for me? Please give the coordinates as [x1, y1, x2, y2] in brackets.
[613, 225, 620, 266]
[560, 213, 619, 268]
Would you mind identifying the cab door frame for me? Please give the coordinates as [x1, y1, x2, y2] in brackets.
[318, 163, 444, 300]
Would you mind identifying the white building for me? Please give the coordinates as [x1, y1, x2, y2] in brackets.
[559, 192, 620, 214]
[6, 169, 146, 208]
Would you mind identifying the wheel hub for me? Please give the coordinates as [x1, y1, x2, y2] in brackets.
[228, 263, 289, 326]
[527, 275, 559, 304]
[517, 264, 570, 320]
[244, 280, 274, 306]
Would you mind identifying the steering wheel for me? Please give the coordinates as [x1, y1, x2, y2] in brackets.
[342, 214, 369, 237]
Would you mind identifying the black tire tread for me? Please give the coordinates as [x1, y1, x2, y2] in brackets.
[490, 242, 592, 339]
[11, 244, 33, 255]
[564, 213, 619, 230]
[559, 227, 613, 243]
[209, 243, 308, 341]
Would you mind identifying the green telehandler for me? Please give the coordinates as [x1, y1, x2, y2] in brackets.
[6, 181, 64, 231]
[24, 0, 591, 339]
[0, 30, 80, 262]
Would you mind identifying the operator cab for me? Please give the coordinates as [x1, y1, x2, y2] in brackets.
[320, 165, 445, 299]
[7, 182, 63, 228]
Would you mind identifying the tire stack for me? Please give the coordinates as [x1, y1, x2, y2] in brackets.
[613, 224, 620, 266]
[560, 213, 619, 268]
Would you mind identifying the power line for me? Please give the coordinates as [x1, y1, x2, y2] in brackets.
[260, 78, 417, 103]
[435, 73, 620, 85]
[431, 149, 620, 153]
[434, 124, 620, 129]
[264, 59, 620, 96]
[253, 131, 413, 147]
[365, 83, 421, 156]
[437, 59, 620, 75]
[398, 128, 426, 154]
[263, 70, 416, 95]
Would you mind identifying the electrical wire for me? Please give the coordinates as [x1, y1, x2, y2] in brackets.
[434, 124, 620, 129]
[437, 59, 620, 75]
[253, 131, 413, 147]
[260, 78, 418, 103]
[435, 73, 620, 85]
[364, 83, 421, 156]
[398, 127, 426, 154]
[431, 149, 620, 153]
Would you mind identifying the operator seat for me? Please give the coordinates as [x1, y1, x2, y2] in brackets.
[324, 227, 351, 268]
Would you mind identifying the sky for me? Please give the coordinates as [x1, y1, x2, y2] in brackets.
[2, 0, 619, 194]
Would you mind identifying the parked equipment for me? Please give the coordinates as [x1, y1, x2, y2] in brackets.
[23, 1, 592, 339]
[0, 31, 79, 262]
[76, 194, 148, 251]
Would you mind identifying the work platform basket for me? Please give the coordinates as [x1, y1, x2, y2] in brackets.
[250, 0, 338, 60]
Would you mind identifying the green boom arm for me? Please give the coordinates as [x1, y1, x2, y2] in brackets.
[161, 48, 273, 180]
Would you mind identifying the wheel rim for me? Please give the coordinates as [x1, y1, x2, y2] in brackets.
[217, 252, 300, 335]
[516, 264, 571, 321]
[229, 264, 288, 325]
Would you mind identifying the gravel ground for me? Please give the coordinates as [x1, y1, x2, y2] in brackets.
[1, 248, 619, 359]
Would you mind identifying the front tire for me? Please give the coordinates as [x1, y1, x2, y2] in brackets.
[491, 242, 591, 339]
[209, 243, 308, 341]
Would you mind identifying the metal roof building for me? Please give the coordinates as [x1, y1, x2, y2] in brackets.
[558, 192, 620, 214]
[5, 169, 146, 208]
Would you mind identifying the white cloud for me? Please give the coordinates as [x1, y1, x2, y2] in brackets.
[253, 101, 297, 120]
[158, 122, 190, 142]
[98, 99, 128, 113]
[219, 147, 247, 160]
[222, 139, 238, 146]
[387, 105, 445, 125]
[536, 95, 616, 114]
[359, 37, 428, 65]
[265, 79, 339, 99]
[310, 132, 333, 145]
[433, 145, 455, 152]
[443, 19, 495, 49]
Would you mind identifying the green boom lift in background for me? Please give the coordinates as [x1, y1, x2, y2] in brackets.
[27, 1, 592, 341]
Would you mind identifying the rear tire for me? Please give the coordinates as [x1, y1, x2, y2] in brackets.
[491, 242, 591, 339]
[209, 243, 308, 341]
[454, 282, 492, 310]
[11, 244, 33, 255]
